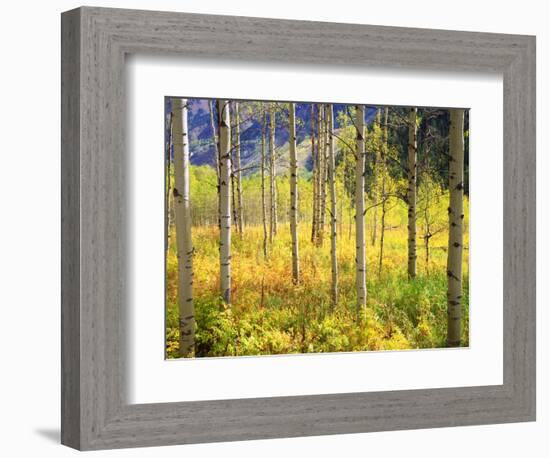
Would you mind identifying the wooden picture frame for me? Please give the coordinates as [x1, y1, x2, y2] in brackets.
[61, 6, 536, 450]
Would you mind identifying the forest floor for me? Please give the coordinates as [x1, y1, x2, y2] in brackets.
[166, 223, 469, 358]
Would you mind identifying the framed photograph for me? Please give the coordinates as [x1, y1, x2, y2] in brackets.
[61, 6, 536, 450]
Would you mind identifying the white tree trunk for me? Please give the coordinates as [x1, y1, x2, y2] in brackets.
[310, 103, 318, 244]
[209, 100, 221, 231]
[407, 107, 418, 279]
[269, 104, 277, 242]
[327, 104, 338, 307]
[319, 104, 327, 245]
[209, 100, 220, 177]
[165, 112, 173, 254]
[171, 98, 194, 357]
[217, 100, 232, 304]
[289, 103, 300, 284]
[378, 107, 389, 278]
[261, 110, 268, 259]
[371, 109, 381, 246]
[231, 150, 238, 230]
[234, 101, 244, 235]
[315, 105, 324, 245]
[355, 105, 367, 312]
[447, 108, 465, 346]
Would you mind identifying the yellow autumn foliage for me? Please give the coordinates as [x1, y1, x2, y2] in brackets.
[166, 194, 469, 358]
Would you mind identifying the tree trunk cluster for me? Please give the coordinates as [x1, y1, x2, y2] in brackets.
[167, 99, 466, 355]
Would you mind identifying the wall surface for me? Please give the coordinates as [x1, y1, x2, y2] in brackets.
[0, 0, 546, 456]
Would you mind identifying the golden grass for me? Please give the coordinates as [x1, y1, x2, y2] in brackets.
[166, 209, 469, 358]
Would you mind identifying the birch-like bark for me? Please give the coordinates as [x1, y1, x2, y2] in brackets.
[318, 104, 327, 245]
[231, 147, 238, 230]
[371, 109, 381, 246]
[230, 103, 238, 231]
[269, 104, 277, 242]
[261, 110, 268, 259]
[310, 104, 318, 243]
[234, 101, 244, 235]
[447, 108, 465, 347]
[327, 104, 338, 307]
[209, 100, 221, 230]
[407, 107, 418, 279]
[171, 98, 194, 357]
[165, 112, 173, 254]
[289, 102, 300, 284]
[378, 107, 389, 277]
[217, 99, 232, 304]
[355, 105, 367, 312]
[316, 104, 325, 245]
[209, 100, 220, 180]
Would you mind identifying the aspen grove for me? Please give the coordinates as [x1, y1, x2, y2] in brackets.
[166, 98, 469, 358]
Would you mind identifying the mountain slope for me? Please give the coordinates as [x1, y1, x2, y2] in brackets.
[168, 98, 378, 174]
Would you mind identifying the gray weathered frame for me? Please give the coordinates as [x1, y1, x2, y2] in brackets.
[61, 6, 536, 451]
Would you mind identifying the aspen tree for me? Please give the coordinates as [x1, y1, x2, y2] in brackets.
[447, 108, 465, 346]
[231, 145, 238, 229]
[289, 102, 300, 284]
[171, 98, 194, 357]
[269, 104, 277, 242]
[355, 105, 367, 312]
[371, 109, 381, 246]
[318, 104, 327, 245]
[217, 99, 232, 304]
[315, 104, 326, 245]
[165, 111, 173, 254]
[209, 100, 221, 230]
[261, 109, 268, 259]
[310, 104, 318, 243]
[378, 107, 389, 277]
[234, 101, 244, 235]
[407, 107, 418, 279]
[209, 100, 220, 180]
[327, 104, 338, 306]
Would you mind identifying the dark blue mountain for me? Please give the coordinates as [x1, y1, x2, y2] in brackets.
[165, 98, 378, 173]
